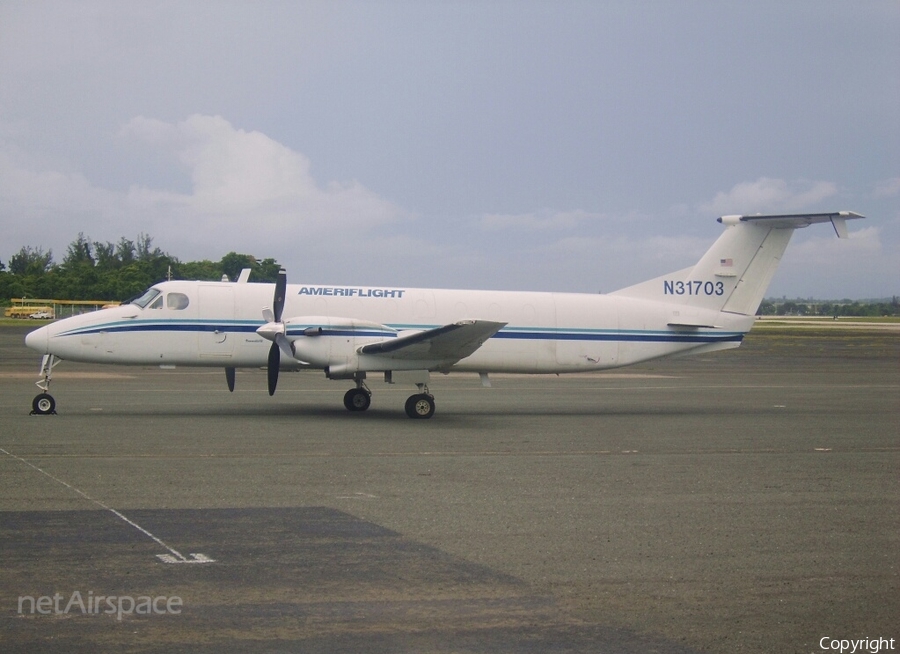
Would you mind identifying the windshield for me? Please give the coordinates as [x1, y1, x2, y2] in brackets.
[130, 287, 162, 309]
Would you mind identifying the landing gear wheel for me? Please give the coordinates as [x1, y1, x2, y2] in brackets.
[343, 388, 371, 412]
[405, 393, 435, 419]
[31, 393, 56, 415]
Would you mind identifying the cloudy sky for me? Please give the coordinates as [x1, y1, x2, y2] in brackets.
[1, 1, 897, 299]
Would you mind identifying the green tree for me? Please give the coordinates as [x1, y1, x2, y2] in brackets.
[175, 259, 223, 281]
[93, 241, 119, 271]
[9, 246, 53, 276]
[116, 238, 136, 266]
[220, 252, 257, 282]
[254, 258, 281, 283]
[215, 252, 282, 282]
[0, 271, 25, 300]
[62, 233, 94, 268]
[136, 233, 163, 261]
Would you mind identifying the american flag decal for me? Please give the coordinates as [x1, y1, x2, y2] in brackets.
[720, 258, 733, 267]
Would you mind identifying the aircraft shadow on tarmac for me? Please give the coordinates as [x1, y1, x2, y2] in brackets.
[2, 506, 701, 654]
[40, 400, 778, 422]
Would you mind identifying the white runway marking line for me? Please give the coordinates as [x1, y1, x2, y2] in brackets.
[0, 448, 215, 565]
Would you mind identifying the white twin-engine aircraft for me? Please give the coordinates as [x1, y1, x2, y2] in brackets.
[25, 212, 862, 418]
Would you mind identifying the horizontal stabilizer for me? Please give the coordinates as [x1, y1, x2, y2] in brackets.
[718, 211, 864, 238]
[360, 320, 506, 363]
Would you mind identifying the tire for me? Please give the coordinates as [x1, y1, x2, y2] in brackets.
[404, 394, 435, 419]
[32, 393, 56, 415]
[343, 388, 371, 412]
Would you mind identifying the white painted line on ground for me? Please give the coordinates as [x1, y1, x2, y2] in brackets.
[156, 553, 216, 564]
[0, 447, 214, 564]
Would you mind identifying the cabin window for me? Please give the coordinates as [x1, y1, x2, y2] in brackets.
[167, 293, 190, 310]
[148, 295, 163, 310]
[131, 287, 161, 309]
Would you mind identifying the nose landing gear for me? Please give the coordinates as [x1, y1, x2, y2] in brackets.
[31, 354, 59, 415]
[32, 393, 56, 415]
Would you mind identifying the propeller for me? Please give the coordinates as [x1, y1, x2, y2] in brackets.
[256, 269, 291, 396]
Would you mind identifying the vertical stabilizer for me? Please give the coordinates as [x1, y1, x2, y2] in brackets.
[611, 212, 864, 317]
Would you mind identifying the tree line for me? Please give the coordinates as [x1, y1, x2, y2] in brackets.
[757, 298, 899, 317]
[1, 234, 896, 316]
[0, 233, 281, 303]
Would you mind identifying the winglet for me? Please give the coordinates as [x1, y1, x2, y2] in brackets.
[831, 215, 849, 239]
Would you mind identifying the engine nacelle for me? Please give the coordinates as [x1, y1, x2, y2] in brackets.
[285, 315, 396, 371]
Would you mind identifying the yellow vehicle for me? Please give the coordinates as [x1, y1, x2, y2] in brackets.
[5, 305, 54, 319]
[5, 298, 117, 319]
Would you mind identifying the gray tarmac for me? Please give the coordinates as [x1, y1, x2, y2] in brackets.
[0, 324, 897, 653]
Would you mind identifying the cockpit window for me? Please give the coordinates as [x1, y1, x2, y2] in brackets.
[131, 287, 161, 309]
[148, 295, 163, 310]
[167, 292, 190, 310]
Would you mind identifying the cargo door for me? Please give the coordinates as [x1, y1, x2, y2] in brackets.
[198, 285, 235, 358]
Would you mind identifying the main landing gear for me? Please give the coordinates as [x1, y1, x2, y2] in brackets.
[31, 354, 59, 415]
[403, 381, 435, 419]
[404, 392, 435, 419]
[340, 376, 436, 419]
[343, 385, 372, 412]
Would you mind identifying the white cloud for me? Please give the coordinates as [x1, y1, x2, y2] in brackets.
[480, 209, 603, 232]
[775, 226, 896, 298]
[119, 115, 406, 234]
[0, 149, 127, 254]
[788, 225, 882, 264]
[700, 177, 838, 215]
[1, 115, 409, 266]
[551, 233, 709, 273]
[873, 177, 900, 198]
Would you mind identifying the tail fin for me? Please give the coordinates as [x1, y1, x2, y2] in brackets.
[611, 212, 864, 317]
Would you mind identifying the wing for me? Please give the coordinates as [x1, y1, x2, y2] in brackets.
[359, 320, 506, 364]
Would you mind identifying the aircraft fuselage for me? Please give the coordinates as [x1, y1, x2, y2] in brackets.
[25, 281, 752, 374]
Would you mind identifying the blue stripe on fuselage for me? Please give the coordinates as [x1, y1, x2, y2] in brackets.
[55, 320, 743, 344]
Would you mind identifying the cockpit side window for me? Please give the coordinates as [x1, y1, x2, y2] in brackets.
[131, 287, 161, 309]
[167, 293, 190, 310]
[148, 295, 163, 310]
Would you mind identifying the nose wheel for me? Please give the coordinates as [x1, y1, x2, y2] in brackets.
[31, 393, 56, 415]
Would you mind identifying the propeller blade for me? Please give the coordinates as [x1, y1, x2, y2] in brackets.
[275, 333, 294, 360]
[273, 269, 287, 323]
[267, 342, 280, 396]
[263, 269, 287, 396]
[225, 366, 235, 393]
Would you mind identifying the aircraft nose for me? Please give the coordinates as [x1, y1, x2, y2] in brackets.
[25, 324, 49, 354]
